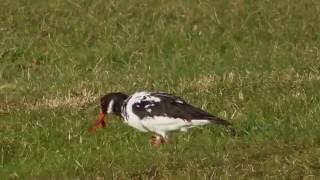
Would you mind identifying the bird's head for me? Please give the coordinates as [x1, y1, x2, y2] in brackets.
[90, 92, 128, 132]
[100, 92, 128, 116]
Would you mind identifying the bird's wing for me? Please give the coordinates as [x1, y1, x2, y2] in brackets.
[131, 92, 231, 127]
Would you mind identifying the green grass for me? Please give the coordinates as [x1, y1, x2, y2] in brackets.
[1, 0, 320, 178]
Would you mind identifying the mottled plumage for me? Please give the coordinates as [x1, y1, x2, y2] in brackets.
[91, 91, 234, 146]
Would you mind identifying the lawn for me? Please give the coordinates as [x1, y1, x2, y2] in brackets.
[1, 0, 320, 179]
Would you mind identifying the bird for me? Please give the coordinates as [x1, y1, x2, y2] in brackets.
[90, 91, 234, 146]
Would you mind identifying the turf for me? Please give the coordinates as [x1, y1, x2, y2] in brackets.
[1, 0, 320, 179]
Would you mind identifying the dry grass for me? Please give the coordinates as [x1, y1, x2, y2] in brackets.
[28, 88, 98, 110]
[1, 70, 319, 113]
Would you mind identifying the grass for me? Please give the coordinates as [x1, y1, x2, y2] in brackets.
[1, 0, 320, 178]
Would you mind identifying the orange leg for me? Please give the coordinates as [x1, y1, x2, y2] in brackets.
[89, 112, 107, 133]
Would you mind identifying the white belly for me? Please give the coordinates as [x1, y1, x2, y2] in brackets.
[140, 116, 192, 137]
[127, 120, 148, 132]
[125, 115, 148, 132]
[141, 117, 187, 131]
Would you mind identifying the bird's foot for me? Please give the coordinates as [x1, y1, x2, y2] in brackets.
[149, 134, 168, 147]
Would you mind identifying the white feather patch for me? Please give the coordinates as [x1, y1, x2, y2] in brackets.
[107, 99, 114, 114]
[141, 116, 191, 137]
[123, 93, 149, 132]
[131, 91, 161, 104]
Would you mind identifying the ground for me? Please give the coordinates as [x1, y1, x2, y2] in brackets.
[1, 0, 320, 179]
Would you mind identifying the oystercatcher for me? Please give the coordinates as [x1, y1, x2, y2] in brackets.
[90, 91, 234, 146]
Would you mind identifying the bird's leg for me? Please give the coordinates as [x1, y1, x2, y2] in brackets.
[149, 134, 169, 147]
[89, 112, 107, 132]
[150, 135, 162, 147]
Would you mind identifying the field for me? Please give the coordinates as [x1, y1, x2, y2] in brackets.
[1, 0, 320, 179]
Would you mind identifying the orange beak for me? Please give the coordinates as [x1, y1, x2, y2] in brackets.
[89, 111, 107, 133]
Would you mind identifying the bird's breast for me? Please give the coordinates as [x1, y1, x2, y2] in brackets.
[122, 99, 148, 132]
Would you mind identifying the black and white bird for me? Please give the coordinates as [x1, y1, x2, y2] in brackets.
[90, 91, 234, 146]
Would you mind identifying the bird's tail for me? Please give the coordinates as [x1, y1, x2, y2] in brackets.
[208, 116, 236, 136]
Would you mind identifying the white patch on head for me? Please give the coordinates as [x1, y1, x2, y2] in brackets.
[107, 99, 114, 114]
[146, 108, 152, 113]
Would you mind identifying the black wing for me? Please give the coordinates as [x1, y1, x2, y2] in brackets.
[131, 92, 232, 127]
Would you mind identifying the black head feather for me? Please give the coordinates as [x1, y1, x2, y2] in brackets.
[100, 92, 128, 116]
